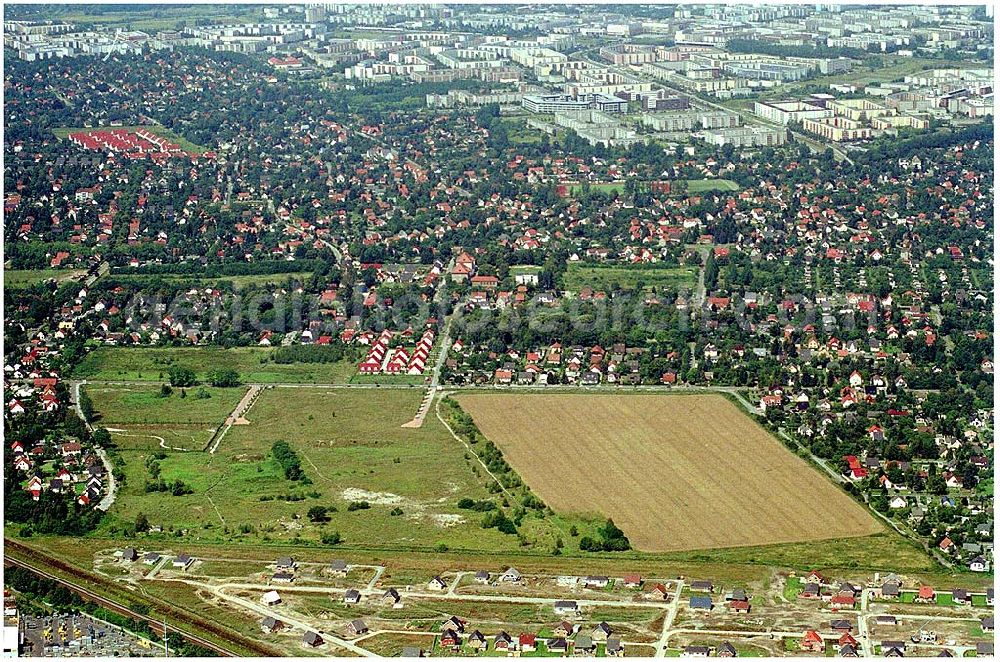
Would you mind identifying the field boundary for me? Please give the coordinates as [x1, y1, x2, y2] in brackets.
[456, 392, 883, 553]
[435, 392, 514, 500]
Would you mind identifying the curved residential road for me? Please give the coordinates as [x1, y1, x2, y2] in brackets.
[71, 380, 118, 511]
[195, 582, 377, 657]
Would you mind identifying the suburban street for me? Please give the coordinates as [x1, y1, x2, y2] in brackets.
[134, 556, 991, 659]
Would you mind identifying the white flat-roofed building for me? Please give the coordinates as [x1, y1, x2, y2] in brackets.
[753, 100, 832, 124]
[702, 126, 788, 147]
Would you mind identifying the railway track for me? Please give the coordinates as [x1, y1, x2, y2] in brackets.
[3, 545, 262, 657]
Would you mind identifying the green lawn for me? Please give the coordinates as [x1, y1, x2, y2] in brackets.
[4, 268, 87, 288]
[502, 118, 543, 145]
[511, 265, 543, 276]
[686, 178, 740, 193]
[86, 383, 247, 452]
[74, 346, 358, 384]
[783, 576, 802, 601]
[936, 593, 955, 606]
[569, 182, 627, 195]
[53, 124, 206, 154]
[563, 263, 697, 292]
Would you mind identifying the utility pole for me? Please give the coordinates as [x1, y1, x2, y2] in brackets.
[163, 618, 168, 657]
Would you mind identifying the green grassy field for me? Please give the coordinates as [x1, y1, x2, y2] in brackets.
[86, 384, 243, 426]
[74, 346, 357, 384]
[78, 383, 943, 576]
[22, 5, 260, 32]
[569, 182, 627, 195]
[101, 388, 545, 552]
[348, 372, 426, 385]
[563, 263, 698, 292]
[4, 268, 87, 288]
[86, 383, 246, 450]
[501, 118, 544, 145]
[657, 532, 936, 574]
[686, 178, 740, 193]
[53, 125, 206, 154]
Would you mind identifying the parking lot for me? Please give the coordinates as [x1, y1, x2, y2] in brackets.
[19, 612, 163, 657]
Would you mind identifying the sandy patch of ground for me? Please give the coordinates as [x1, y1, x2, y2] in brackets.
[341, 488, 405, 505]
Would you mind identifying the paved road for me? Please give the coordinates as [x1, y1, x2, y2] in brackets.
[200, 579, 672, 611]
[202, 582, 376, 657]
[857, 587, 874, 657]
[284, 221, 345, 263]
[689, 244, 711, 309]
[209, 384, 262, 453]
[365, 565, 385, 591]
[406, 299, 455, 427]
[776, 428, 842, 483]
[654, 580, 685, 657]
[71, 380, 118, 511]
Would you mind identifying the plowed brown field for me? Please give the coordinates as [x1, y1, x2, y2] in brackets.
[455, 393, 882, 552]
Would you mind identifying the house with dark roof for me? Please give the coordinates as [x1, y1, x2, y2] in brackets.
[468, 630, 487, 651]
[717, 642, 737, 657]
[591, 622, 612, 642]
[689, 596, 713, 611]
[878, 581, 900, 599]
[554, 600, 579, 615]
[494, 631, 513, 651]
[303, 631, 324, 647]
[260, 616, 283, 634]
[881, 640, 906, 656]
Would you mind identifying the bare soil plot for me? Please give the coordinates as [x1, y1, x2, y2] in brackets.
[455, 394, 881, 552]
